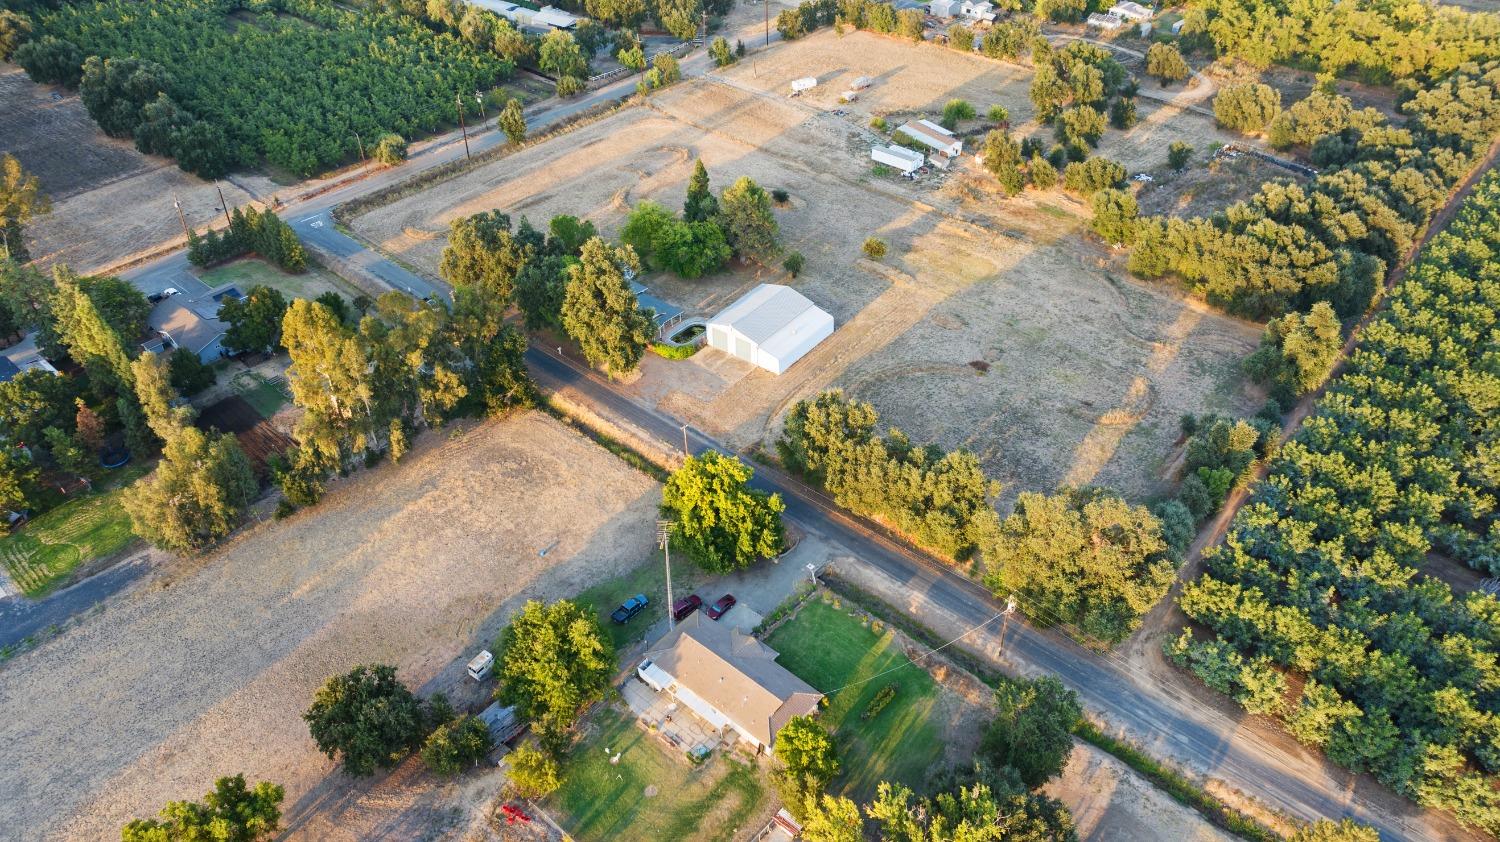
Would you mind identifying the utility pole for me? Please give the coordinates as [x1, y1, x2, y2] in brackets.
[214, 181, 231, 227]
[172, 195, 190, 240]
[455, 93, 472, 160]
[997, 597, 1017, 658]
[657, 519, 676, 630]
[681, 424, 690, 459]
[354, 131, 365, 163]
[764, 0, 769, 47]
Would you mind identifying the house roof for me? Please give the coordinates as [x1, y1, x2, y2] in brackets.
[532, 5, 579, 27]
[0, 357, 19, 383]
[653, 612, 822, 747]
[874, 144, 925, 165]
[709, 284, 832, 362]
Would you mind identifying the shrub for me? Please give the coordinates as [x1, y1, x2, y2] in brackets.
[1062, 157, 1126, 196]
[862, 683, 898, 720]
[372, 133, 407, 165]
[1167, 140, 1193, 171]
[946, 23, 973, 52]
[870, 115, 888, 131]
[1213, 82, 1281, 134]
[771, 188, 790, 203]
[987, 104, 1009, 124]
[783, 251, 805, 277]
[942, 98, 976, 129]
[649, 342, 698, 360]
[421, 715, 493, 776]
[862, 237, 887, 260]
[508, 744, 561, 798]
[1109, 97, 1137, 130]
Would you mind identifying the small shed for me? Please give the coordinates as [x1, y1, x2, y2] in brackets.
[850, 75, 873, 90]
[1171, 18, 1186, 33]
[476, 701, 527, 745]
[1108, 1, 1152, 21]
[896, 119, 963, 157]
[961, 0, 996, 21]
[790, 76, 818, 94]
[928, 0, 960, 18]
[872, 144, 925, 174]
[706, 284, 834, 375]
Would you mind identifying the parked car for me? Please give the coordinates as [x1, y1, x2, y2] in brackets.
[611, 593, 649, 624]
[706, 594, 737, 620]
[147, 287, 179, 303]
[672, 594, 703, 622]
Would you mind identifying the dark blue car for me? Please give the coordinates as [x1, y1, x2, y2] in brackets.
[611, 593, 649, 624]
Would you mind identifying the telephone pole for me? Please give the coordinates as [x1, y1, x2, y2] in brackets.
[455, 93, 472, 160]
[354, 131, 365, 163]
[214, 181, 231, 227]
[475, 90, 487, 123]
[657, 519, 676, 630]
[997, 597, 1017, 658]
[681, 424, 690, 459]
[764, 0, 769, 46]
[172, 195, 190, 240]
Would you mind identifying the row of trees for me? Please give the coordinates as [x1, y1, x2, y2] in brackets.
[187, 206, 307, 272]
[1129, 61, 1500, 320]
[16, 0, 511, 176]
[1173, 170, 1500, 835]
[778, 392, 1175, 643]
[620, 161, 780, 277]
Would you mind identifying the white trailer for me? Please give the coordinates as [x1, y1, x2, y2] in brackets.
[871, 144, 925, 174]
[790, 76, 818, 95]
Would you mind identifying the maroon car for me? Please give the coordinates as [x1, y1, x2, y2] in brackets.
[672, 594, 703, 622]
[706, 594, 737, 620]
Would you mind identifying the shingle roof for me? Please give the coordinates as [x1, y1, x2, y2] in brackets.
[653, 612, 822, 747]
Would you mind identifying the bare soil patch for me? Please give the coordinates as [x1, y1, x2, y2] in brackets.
[351, 31, 1261, 503]
[1043, 743, 1239, 842]
[1136, 152, 1293, 219]
[0, 411, 661, 841]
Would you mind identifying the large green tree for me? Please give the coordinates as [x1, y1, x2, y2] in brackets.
[220, 284, 289, 355]
[304, 664, 432, 776]
[717, 176, 780, 260]
[0, 368, 80, 448]
[560, 237, 653, 375]
[1, 154, 49, 263]
[439, 211, 531, 302]
[1213, 82, 1281, 134]
[1243, 300, 1342, 397]
[662, 451, 785, 573]
[980, 676, 1082, 789]
[421, 714, 493, 776]
[983, 487, 1177, 644]
[122, 425, 256, 551]
[868, 779, 1078, 841]
[496, 599, 614, 752]
[121, 774, 284, 842]
[684, 158, 718, 222]
[773, 715, 840, 818]
[79, 55, 172, 139]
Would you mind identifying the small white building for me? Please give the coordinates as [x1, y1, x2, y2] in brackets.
[928, 0, 961, 18]
[961, 0, 996, 21]
[872, 144, 925, 174]
[532, 5, 580, 28]
[1108, 1, 1152, 21]
[1171, 18, 1186, 33]
[707, 284, 834, 375]
[850, 75, 873, 90]
[790, 76, 818, 94]
[896, 119, 963, 157]
[1086, 11, 1125, 29]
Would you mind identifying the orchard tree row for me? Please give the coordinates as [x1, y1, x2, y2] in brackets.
[1173, 170, 1500, 835]
[12, 0, 511, 177]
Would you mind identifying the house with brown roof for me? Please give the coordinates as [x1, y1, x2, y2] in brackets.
[636, 612, 822, 752]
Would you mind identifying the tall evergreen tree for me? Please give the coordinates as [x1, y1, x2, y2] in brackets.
[684, 159, 718, 222]
[560, 237, 653, 375]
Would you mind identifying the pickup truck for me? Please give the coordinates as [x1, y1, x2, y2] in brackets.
[611, 593, 649, 624]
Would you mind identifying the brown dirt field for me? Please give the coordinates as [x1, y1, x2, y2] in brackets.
[1044, 743, 1239, 842]
[0, 411, 661, 841]
[351, 31, 1262, 503]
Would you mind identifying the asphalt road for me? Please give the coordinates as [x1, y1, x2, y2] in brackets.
[15, 22, 1467, 842]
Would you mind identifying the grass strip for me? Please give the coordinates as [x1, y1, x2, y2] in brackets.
[820, 571, 1282, 842]
[539, 397, 670, 482]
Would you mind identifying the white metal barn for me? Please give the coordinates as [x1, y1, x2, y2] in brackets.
[707, 284, 834, 375]
[872, 144, 925, 174]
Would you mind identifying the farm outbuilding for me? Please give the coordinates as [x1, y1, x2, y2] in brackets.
[706, 284, 834, 375]
[1108, 1, 1152, 20]
[896, 120, 963, 158]
[872, 144, 925, 174]
[928, 0, 960, 17]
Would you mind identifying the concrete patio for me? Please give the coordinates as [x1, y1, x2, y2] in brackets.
[620, 672, 732, 759]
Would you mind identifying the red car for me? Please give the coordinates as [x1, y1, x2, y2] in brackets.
[672, 594, 703, 622]
[706, 594, 737, 620]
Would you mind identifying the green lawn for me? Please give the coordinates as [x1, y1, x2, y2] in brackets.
[195, 257, 355, 302]
[574, 555, 706, 654]
[548, 706, 767, 841]
[766, 597, 944, 801]
[0, 465, 150, 597]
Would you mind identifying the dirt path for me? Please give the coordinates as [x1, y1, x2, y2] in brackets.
[1122, 133, 1500, 674]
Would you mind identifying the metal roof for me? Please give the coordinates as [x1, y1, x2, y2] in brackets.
[710, 284, 824, 344]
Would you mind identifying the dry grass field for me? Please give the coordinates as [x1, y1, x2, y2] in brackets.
[0, 65, 261, 274]
[0, 412, 660, 841]
[352, 29, 1262, 503]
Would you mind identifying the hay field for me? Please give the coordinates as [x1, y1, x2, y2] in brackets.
[0, 412, 660, 841]
[351, 31, 1262, 503]
[0, 65, 260, 274]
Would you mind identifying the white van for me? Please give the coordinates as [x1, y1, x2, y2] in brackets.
[467, 650, 494, 681]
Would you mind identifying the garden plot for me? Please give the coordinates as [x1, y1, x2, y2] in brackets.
[0, 412, 661, 841]
[351, 40, 1261, 503]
